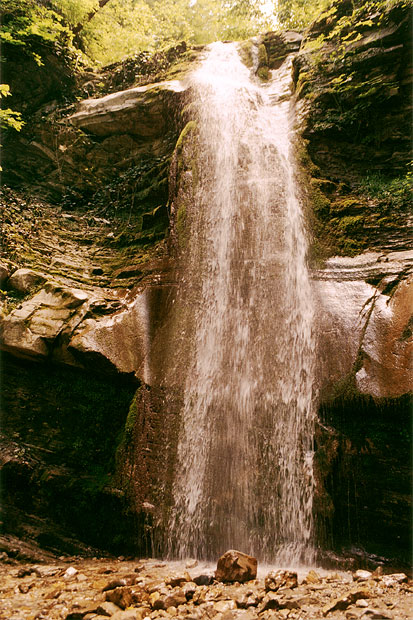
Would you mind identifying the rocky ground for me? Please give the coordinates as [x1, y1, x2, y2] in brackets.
[1, 554, 411, 620]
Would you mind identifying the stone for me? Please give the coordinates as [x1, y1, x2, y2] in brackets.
[95, 601, 122, 616]
[182, 581, 197, 599]
[68, 291, 147, 376]
[214, 600, 237, 612]
[382, 573, 408, 587]
[0, 282, 89, 360]
[8, 268, 47, 294]
[194, 574, 214, 586]
[102, 579, 127, 592]
[111, 611, 144, 620]
[362, 610, 393, 619]
[215, 550, 257, 583]
[322, 587, 371, 615]
[166, 573, 189, 587]
[355, 571, 373, 582]
[105, 586, 133, 609]
[260, 591, 282, 611]
[304, 570, 321, 584]
[64, 567, 79, 578]
[264, 570, 298, 592]
[186, 559, 198, 569]
[0, 264, 10, 285]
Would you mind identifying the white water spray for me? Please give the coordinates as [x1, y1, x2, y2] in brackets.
[167, 42, 316, 564]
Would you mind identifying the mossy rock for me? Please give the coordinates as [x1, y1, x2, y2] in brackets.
[310, 179, 331, 220]
[257, 66, 270, 81]
[238, 40, 254, 68]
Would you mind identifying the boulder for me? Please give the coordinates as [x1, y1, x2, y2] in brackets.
[215, 550, 257, 583]
[8, 268, 47, 294]
[0, 263, 10, 286]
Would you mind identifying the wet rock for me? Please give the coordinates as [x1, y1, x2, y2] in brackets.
[64, 567, 79, 579]
[304, 570, 321, 584]
[102, 579, 127, 592]
[156, 588, 187, 609]
[355, 570, 373, 582]
[264, 570, 298, 592]
[0, 264, 10, 285]
[362, 610, 393, 619]
[186, 559, 198, 569]
[182, 581, 197, 599]
[166, 573, 190, 587]
[382, 573, 408, 587]
[322, 586, 371, 615]
[315, 251, 413, 399]
[215, 550, 257, 583]
[105, 586, 133, 609]
[8, 268, 47, 294]
[214, 599, 237, 612]
[260, 591, 282, 611]
[194, 574, 214, 586]
[95, 601, 121, 616]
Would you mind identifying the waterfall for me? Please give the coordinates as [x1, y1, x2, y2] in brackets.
[166, 41, 316, 564]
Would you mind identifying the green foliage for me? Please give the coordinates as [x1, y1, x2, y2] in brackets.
[1, 0, 71, 52]
[356, 167, 413, 213]
[276, 0, 330, 30]
[0, 84, 24, 131]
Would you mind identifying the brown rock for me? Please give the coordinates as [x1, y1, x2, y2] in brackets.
[304, 569, 321, 584]
[8, 268, 47, 294]
[105, 586, 133, 609]
[0, 264, 10, 285]
[111, 611, 144, 620]
[215, 550, 257, 583]
[322, 587, 371, 615]
[260, 591, 282, 611]
[264, 569, 298, 592]
[102, 578, 127, 592]
[95, 601, 122, 616]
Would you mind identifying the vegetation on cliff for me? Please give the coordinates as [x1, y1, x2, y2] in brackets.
[294, 0, 412, 258]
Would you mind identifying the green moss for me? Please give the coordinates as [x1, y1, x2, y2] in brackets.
[334, 215, 364, 233]
[176, 203, 188, 248]
[124, 390, 140, 439]
[238, 40, 254, 68]
[176, 120, 197, 152]
[257, 66, 269, 81]
[310, 179, 331, 219]
[330, 197, 362, 214]
[257, 43, 268, 67]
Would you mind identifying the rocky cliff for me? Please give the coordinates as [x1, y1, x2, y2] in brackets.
[1, 0, 411, 566]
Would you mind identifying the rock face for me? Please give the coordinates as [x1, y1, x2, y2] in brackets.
[69, 80, 186, 138]
[1, 280, 147, 376]
[315, 250, 413, 399]
[215, 550, 257, 583]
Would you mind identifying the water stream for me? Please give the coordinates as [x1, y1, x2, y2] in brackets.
[166, 41, 316, 564]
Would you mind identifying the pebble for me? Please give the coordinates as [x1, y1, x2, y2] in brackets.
[0, 559, 412, 620]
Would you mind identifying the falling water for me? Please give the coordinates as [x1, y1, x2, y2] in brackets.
[167, 42, 316, 564]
